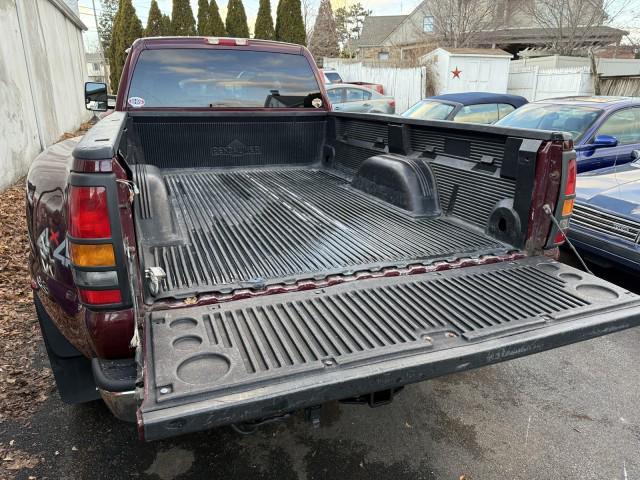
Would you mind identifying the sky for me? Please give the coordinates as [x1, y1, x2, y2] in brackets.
[78, 0, 639, 53]
[78, 0, 423, 52]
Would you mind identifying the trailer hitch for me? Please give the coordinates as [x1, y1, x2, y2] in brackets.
[230, 411, 293, 435]
[340, 387, 404, 408]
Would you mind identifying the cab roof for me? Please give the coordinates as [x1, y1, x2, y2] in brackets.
[134, 36, 305, 55]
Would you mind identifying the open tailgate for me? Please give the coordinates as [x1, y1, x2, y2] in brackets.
[138, 257, 640, 440]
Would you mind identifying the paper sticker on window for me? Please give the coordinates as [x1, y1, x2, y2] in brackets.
[312, 98, 322, 108]
[128, 96, 145, 108]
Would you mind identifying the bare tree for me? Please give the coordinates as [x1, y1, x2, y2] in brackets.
[335, 3, 371, 49]
[98, 0, 119, 54]
[300, 0, 315, 43]
[309, 0, 340, 61]
[425, 0, 497, 48]
[521, 0, 634, 55]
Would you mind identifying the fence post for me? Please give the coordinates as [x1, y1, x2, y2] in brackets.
[531, 66, 540, 101]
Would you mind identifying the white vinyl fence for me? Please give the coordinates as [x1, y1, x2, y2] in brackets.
[323, 58, 427, 112]
[507, 66, 594, 101]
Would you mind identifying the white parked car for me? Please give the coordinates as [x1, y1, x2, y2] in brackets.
[326, 84, 396, 114]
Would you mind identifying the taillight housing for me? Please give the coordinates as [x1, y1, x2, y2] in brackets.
[565, 158, 577, 195]
[550, 154, 578, 247]
[68, 186, 111, 238]
[67, 179, 128, 308]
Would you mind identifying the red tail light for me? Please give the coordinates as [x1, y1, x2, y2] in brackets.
[388, 100, 396, 108]
[68, 186, 111, 238]
[78, 289, 122, 305]
[554, 230, 566, 245]
[206, 37, 248, 46]
[565, 158, 577, 195]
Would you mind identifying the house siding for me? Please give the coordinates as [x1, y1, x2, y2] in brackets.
[384, 3, 433, 46]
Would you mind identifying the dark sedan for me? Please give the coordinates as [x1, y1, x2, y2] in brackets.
[402, 92, 528, 124]
[496, 96, 640, 173]
[568, 157, 640, 273]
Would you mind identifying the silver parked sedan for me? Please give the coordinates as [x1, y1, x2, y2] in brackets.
[326, 84, 396, 114]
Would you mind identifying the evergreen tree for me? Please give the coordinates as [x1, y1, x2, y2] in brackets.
[197, 0, 210, 35]
[207, 0, 227, 35]
[171, 0, 197, 35]
[98, 0, 119, 54]
[254, 0, 275, 40]
[225, 0, 249, 37]
[309, 0, 339, 60]
[109, 0, 143, 92]
[145, 0, 164, 37]
[161, 14, 172, 35]
[275, 0, 306, 45]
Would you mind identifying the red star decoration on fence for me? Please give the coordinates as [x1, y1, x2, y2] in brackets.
[452, 67, 462, 78]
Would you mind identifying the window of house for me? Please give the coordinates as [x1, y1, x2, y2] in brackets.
[378, 51, 390, 61]
[92, 63, 101, 70]
[453, 103, 500, 124]
[594, 108, 640, 146]
[423, 16, 434, 33]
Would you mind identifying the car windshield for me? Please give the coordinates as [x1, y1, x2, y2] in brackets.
[495, 103, 603, 141]
[402, 100, 455, 120]
[127, 49, 322, 108]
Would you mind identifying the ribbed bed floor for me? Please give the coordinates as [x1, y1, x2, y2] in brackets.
[148, 167, 508, 297]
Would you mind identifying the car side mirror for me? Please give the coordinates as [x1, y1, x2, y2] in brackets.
[84, 82, 110, 112]
[591, 134, 618, 149]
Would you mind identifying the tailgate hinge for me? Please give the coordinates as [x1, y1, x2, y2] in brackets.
[145, 267, 167, 297]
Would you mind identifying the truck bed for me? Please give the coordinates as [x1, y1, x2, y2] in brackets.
[136, 166, 509, 300]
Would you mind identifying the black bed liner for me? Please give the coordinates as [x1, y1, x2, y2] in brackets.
[136, 167, 508, 300]
[138, 256, 640, 440]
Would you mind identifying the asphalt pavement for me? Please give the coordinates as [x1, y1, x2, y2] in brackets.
[4, 252, 639, 480]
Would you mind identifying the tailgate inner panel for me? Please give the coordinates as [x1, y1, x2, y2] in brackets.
[142, 257, 637, 410]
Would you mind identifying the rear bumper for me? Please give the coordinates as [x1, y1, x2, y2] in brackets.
[140, 304, 640, 440]
[91, 357, 137, 422]
[100, 389, 136, 422]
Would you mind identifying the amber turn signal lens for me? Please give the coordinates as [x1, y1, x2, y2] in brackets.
[562, 198, 575, 217]
[69, 243, 115, 267]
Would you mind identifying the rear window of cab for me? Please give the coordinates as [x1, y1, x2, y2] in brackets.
[127, 49, 323, 109]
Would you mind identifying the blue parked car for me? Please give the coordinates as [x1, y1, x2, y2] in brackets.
[402, 92, 528, 124]
[568, 157, 640, 272]
[496, 96, 640, 173]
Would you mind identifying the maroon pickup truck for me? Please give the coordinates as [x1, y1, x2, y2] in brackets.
[26, 37, 640, 441]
